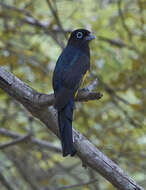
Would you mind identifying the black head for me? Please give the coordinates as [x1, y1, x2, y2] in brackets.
[67, 29, 96, 48]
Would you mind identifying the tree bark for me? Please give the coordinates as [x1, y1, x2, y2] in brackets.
[0, 66, 143, 190]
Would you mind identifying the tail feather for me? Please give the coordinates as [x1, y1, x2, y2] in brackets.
[58, 100, 76, 157]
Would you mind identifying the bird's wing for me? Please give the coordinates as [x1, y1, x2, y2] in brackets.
[54, 52, 90, 110]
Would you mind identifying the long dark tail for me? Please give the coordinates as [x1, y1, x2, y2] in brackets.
[58, 100, 76, 157]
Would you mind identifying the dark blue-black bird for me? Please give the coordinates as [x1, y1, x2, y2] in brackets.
[53, 29, 96, 157]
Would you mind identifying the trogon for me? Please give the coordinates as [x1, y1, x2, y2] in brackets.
[53, 29, 96, 157]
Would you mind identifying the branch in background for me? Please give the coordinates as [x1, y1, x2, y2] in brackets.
[97, 35, 140, 54]
[98, 35, 135, 51]
[54, 161, 82, 183]
[112, 100, 142, 128]
[93, 75, 142, 128]
[98, 35, 127, 48]
[23, 16, 65, 48]
[0, 128, 61, 153]
[0, 67, 143, 190]
[0, 2, 32, 16]
[0, 133, 31, 149]
[117, 0, 132, 41]
[0, 2, 70, 34]
[0, 2, 140, 53]
[5, 151, 43, 190]
[100, 80, 142, 128]
[57, 179, 98, 190]
[0, 172, 15, 190]
[0, 2, 65, 48]
[101, 80, 130, 105]
[46, 0, 67, 39]
[88, 168, 100, 190]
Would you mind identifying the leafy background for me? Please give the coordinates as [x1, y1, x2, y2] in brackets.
[0, 0, 145, 189]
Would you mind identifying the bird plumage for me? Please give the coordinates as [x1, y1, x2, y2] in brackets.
[53, 29, 95, 157]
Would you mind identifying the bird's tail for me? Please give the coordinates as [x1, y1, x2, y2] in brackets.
[58, 100, 76, 157]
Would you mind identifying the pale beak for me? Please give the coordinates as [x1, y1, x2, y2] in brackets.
[85, 33, 96, 41]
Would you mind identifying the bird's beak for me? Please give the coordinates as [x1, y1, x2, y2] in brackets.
[85, 33, 96, 41]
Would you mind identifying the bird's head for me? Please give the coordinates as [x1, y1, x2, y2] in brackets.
[67, 29, 96, 48]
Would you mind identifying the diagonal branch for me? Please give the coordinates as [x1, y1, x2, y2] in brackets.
[46, 0, 67, 39]
[0, 66, 143, 190]
[0, 172, 15, 190]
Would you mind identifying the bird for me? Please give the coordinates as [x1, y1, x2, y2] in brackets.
[53, 29, 96, 157]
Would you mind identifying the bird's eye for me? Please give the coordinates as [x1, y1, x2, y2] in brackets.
[76, 32, 83, 39]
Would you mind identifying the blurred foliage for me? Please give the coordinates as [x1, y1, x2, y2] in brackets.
[0, 0, 146, 189]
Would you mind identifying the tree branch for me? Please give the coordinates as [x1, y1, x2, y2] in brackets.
[97, 35, 135, 51]
[0, 171, 15, 190]
[57, 179, 98, 190]
[0, 128, 61, 153]
[46, 0, 67, 39]
[0, 66, 143, 190]
[0, 133, 31, 149]
[0, 2, 65, 48]
[117, 0, 132, 40]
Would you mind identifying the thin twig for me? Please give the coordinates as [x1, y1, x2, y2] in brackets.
[0, 134, 31, 149]
[0, 128, 61, 153]
[46, 0, 67, 39]
[56, 179, 98, 190]
[117, 0, 132, 40]
[98, 35, 136, 51]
